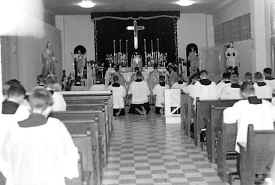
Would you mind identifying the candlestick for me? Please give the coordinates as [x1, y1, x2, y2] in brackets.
[126, 40, 128, 56]
[157, 38, 160, 53]
[119, 39, 122, 53]
[144, 39, 147, 53]
[151, 40, 153, 54]
[113, 40, 116, 55]
[157, 38, 159, 63]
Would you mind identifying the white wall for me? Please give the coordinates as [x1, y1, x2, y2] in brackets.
[1, 23, 62, 91]
[177, 14, 217, 76]
[213, 0, 272, 75]
[55, 15, 95, 74]
[17, 23, 62, 90]
[213, 0, 253, 76]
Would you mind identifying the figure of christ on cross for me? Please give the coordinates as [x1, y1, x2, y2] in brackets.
[127, 20, 145, 49]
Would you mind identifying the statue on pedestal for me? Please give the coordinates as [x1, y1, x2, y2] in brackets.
[186, 43, 199, 77]
[131, 51, 143, 71]
[72, 45, 87, 85]
[41, 41, 57, 78]
[225, 42, 239, 70]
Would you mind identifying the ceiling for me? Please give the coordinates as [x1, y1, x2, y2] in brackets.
[43, 0, 234, 15]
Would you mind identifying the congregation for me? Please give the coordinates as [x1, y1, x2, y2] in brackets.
[1, 64, 275, 185]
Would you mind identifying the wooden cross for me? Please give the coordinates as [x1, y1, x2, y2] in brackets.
[127, 20, 145, 49]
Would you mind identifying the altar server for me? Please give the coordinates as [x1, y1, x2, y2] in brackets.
[190, 70, 217, 100]
[128, 71, 150, 115]
[45, 75, 66, 112]
[243, 72, 253, 84]
[153, 75, 169, 114]
[108, 75, 126, 116]
[113, 65, 126, 87]
[263, 68, 275, 92]
[223, 82, 275, 151]
[0, 87, 79, 185]
[184, 73, 199, 95]
[3, 79, 22, 100]
[2, 83, 26, 114]
[219, 72, 242, 100]
[216, 72, 231, 97]
[167, 64, 178, 87]
[253, 72, 272, 99]
[172, 74, 187, 91]
[148, 63, 160, 91]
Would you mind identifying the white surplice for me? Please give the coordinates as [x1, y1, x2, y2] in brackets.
[1, 117, 79, 185]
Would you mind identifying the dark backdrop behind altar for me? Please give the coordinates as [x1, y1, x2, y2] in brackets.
[92, 11, 179, 66]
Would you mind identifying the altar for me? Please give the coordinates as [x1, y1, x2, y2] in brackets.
[120, 67, 167, 82]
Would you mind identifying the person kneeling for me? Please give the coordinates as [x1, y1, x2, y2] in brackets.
[153, 75, 169, 114]
[108, 75, 126, 116]
[128, 71, 151, 115]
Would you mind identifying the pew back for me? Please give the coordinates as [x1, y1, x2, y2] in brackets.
[239, 125, 275, 185]
[206, 106, 228, 162]
[217, 122, 237, 181]
[51, 111, 107, 165]
[195, 99, 238, 145]
[61, 118, 101, 185]
[63, 91, 113, 139]
[181, 93, 194, 136]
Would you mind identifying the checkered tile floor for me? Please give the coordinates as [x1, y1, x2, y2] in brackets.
[102, 113, 230, 185]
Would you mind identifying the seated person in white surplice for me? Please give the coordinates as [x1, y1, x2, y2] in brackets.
[190, 70, 218, 101]
[223, 82, 275, 152]
[253, 72, 272, 99]
[128, 71, 150, 115]
[216, 72, 231, 97]
[219, 72, 242, 100]
[45, 75, 67, 112]
[263, 68, 275, 92]
[171, 74, 187, 91]
[0, 87, 79, 185]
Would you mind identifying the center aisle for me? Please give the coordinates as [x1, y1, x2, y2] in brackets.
[102, 113, 228, 185]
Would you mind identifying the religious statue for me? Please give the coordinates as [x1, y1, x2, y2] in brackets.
[72, 45, 87, 84]
[186, 43, 199, 76]
[131, 51, 143, 71]
[41, 41, 57, 78]
[225, 42, 239, 69]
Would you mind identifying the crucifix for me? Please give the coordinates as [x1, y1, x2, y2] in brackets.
[127, 20, 145, 49]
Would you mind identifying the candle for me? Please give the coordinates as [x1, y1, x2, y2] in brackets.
[151, 40, 153, 54]
[113, 40, 116, 55]
[157, 38, 160, 53]
[126, 40, 128, 55]
[157, 38, 159, 63]
[119, 39, 122, 53]
[144, 39, 147, 53]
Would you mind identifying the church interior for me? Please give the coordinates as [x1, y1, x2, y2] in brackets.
[1, 0, 275, 185]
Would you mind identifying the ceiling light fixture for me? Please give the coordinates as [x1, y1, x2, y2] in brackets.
[175, 0, 195, 6]
[78, 0, 96, 8]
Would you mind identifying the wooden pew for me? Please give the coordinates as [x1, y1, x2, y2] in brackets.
[66, 104, 111, 149]
[62, 91, 113, 139]
[206, 106, 228, 162]
[51, 111, 107, 168]
[239, 125, 275, 185]
[194, 99, 238, 146]
[57, 116, 101, 185]
[216, 123, 238, 182]
[67, 129, 95, 185]
[181, 93, 194, 136]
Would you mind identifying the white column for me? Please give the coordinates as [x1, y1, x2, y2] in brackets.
[0, 38, 3, 113]
[251, 0, 269, 71]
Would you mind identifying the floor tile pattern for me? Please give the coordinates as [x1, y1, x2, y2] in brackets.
[103, 114, 229, 185]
